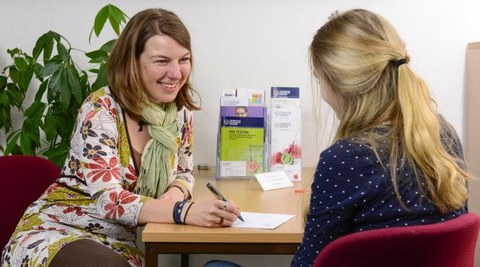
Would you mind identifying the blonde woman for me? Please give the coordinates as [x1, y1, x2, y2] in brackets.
[292, 9, 471, 266]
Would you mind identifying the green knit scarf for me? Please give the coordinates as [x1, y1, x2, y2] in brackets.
[135, 102, 179, 198]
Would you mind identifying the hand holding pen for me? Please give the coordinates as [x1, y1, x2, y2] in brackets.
[206, 182, 245, 222]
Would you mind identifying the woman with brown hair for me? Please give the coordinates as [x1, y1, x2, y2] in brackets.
[2, 8, 241, 267]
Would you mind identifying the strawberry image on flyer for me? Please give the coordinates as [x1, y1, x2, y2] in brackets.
[272, 142, 301, 166]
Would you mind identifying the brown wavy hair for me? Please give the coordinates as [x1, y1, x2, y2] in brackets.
[108, 8, 200, 119]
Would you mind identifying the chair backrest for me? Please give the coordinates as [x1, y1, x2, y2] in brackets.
[313, 213, 480, 267]
[0, 155, 61, 250]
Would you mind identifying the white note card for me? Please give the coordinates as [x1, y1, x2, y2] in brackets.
[255, 171, 294, 191]
[232, 212, 296, 230]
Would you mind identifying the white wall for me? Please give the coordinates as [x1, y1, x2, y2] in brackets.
[2, 1, 480, 266]
[2, 0, 480, 168]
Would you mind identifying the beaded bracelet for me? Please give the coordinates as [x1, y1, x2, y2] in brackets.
[173, 199, 188, 224]
[183, 202, 195, 225]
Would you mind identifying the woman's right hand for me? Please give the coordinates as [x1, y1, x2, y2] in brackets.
[184, 199, 242, 227]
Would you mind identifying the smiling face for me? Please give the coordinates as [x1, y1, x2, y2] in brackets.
[137, 34, 191, 104]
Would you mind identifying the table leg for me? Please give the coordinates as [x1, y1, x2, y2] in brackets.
[181, 253, 189, 267]
[145, 243, 158, 267]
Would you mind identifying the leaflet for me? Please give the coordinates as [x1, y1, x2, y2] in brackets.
[218, 116, 265, 178]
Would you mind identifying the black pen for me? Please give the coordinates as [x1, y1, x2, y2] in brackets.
[206, 182, 245, 222]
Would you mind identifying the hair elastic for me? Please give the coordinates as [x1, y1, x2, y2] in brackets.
[183, 202, 195, 224]
[394, 58, 408, 67]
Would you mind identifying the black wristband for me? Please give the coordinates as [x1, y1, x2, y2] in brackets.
[173, 199, 188, 224]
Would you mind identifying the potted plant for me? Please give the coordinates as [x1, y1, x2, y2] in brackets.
[0, 4, 128, 167]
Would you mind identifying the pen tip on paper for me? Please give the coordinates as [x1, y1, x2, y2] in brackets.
[238, 215, 245, 222]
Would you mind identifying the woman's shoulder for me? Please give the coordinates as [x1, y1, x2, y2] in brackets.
[319, 137, 380, 168]
[84, 87, 115, 104]
[323, 137, 374, 157]
[81, 88, 121, 112]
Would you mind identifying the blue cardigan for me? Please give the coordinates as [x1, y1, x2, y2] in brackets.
[292, 127, 467, 266]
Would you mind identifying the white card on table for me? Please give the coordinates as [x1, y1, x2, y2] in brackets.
[254, 171, 294, 191]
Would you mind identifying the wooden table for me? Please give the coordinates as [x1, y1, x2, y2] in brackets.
[142, 168, 314, 267]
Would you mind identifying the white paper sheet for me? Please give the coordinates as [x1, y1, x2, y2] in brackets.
[232, 211, 295, 230]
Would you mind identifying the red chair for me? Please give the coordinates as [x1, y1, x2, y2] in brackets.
[0, 155, 61, 250]
[313, 212, 480, 267]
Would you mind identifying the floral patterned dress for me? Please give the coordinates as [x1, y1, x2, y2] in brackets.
[1, 88, 195, 267]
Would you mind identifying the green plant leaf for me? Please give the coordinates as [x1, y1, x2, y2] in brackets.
[1, 4, 128, 160]
[14, 57, 28, 71]
[32, 62, 43, 79]
[59, 69, 71, 110]
[54, 112, 72, 139]
[47, 69, 62, 98]
[99, 39, 117, 53]
[19, 116, 42, 155]
[32, 33, 47, 60]
[19, 64, 34, 91]
[0, 93, 8, 106]
[78, 70, 91, 97]
[89, 68, 99, 75]
[34, 81, 48, 103]
[92, 5, 109, 38]
[33, 31, 57, 61]
[0, 75, 7, 89]
[40, 61, 62, 78]
[66, 65, 82, 103]
[107, 4, 128, 35]
[4, 131, 21, 155]
[7, 48, 21, 58]
[57, 42, 69, 61]
[8, 66, 19, 84]
[85, 49, 109, 64]
[20, 130, 35, 155]
[24, 101, 45, 117]
[22, 112, 43, 152]
[43, 108, 57, 140]
[90, 4, 127, 42]
[6, 83, 24, 107]
[43, 142, 69, 167]
[0, 107, 12, 132]
[91, 62, 107, 90]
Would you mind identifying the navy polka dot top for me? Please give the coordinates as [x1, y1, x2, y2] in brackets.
[291, 127, 467, 267]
